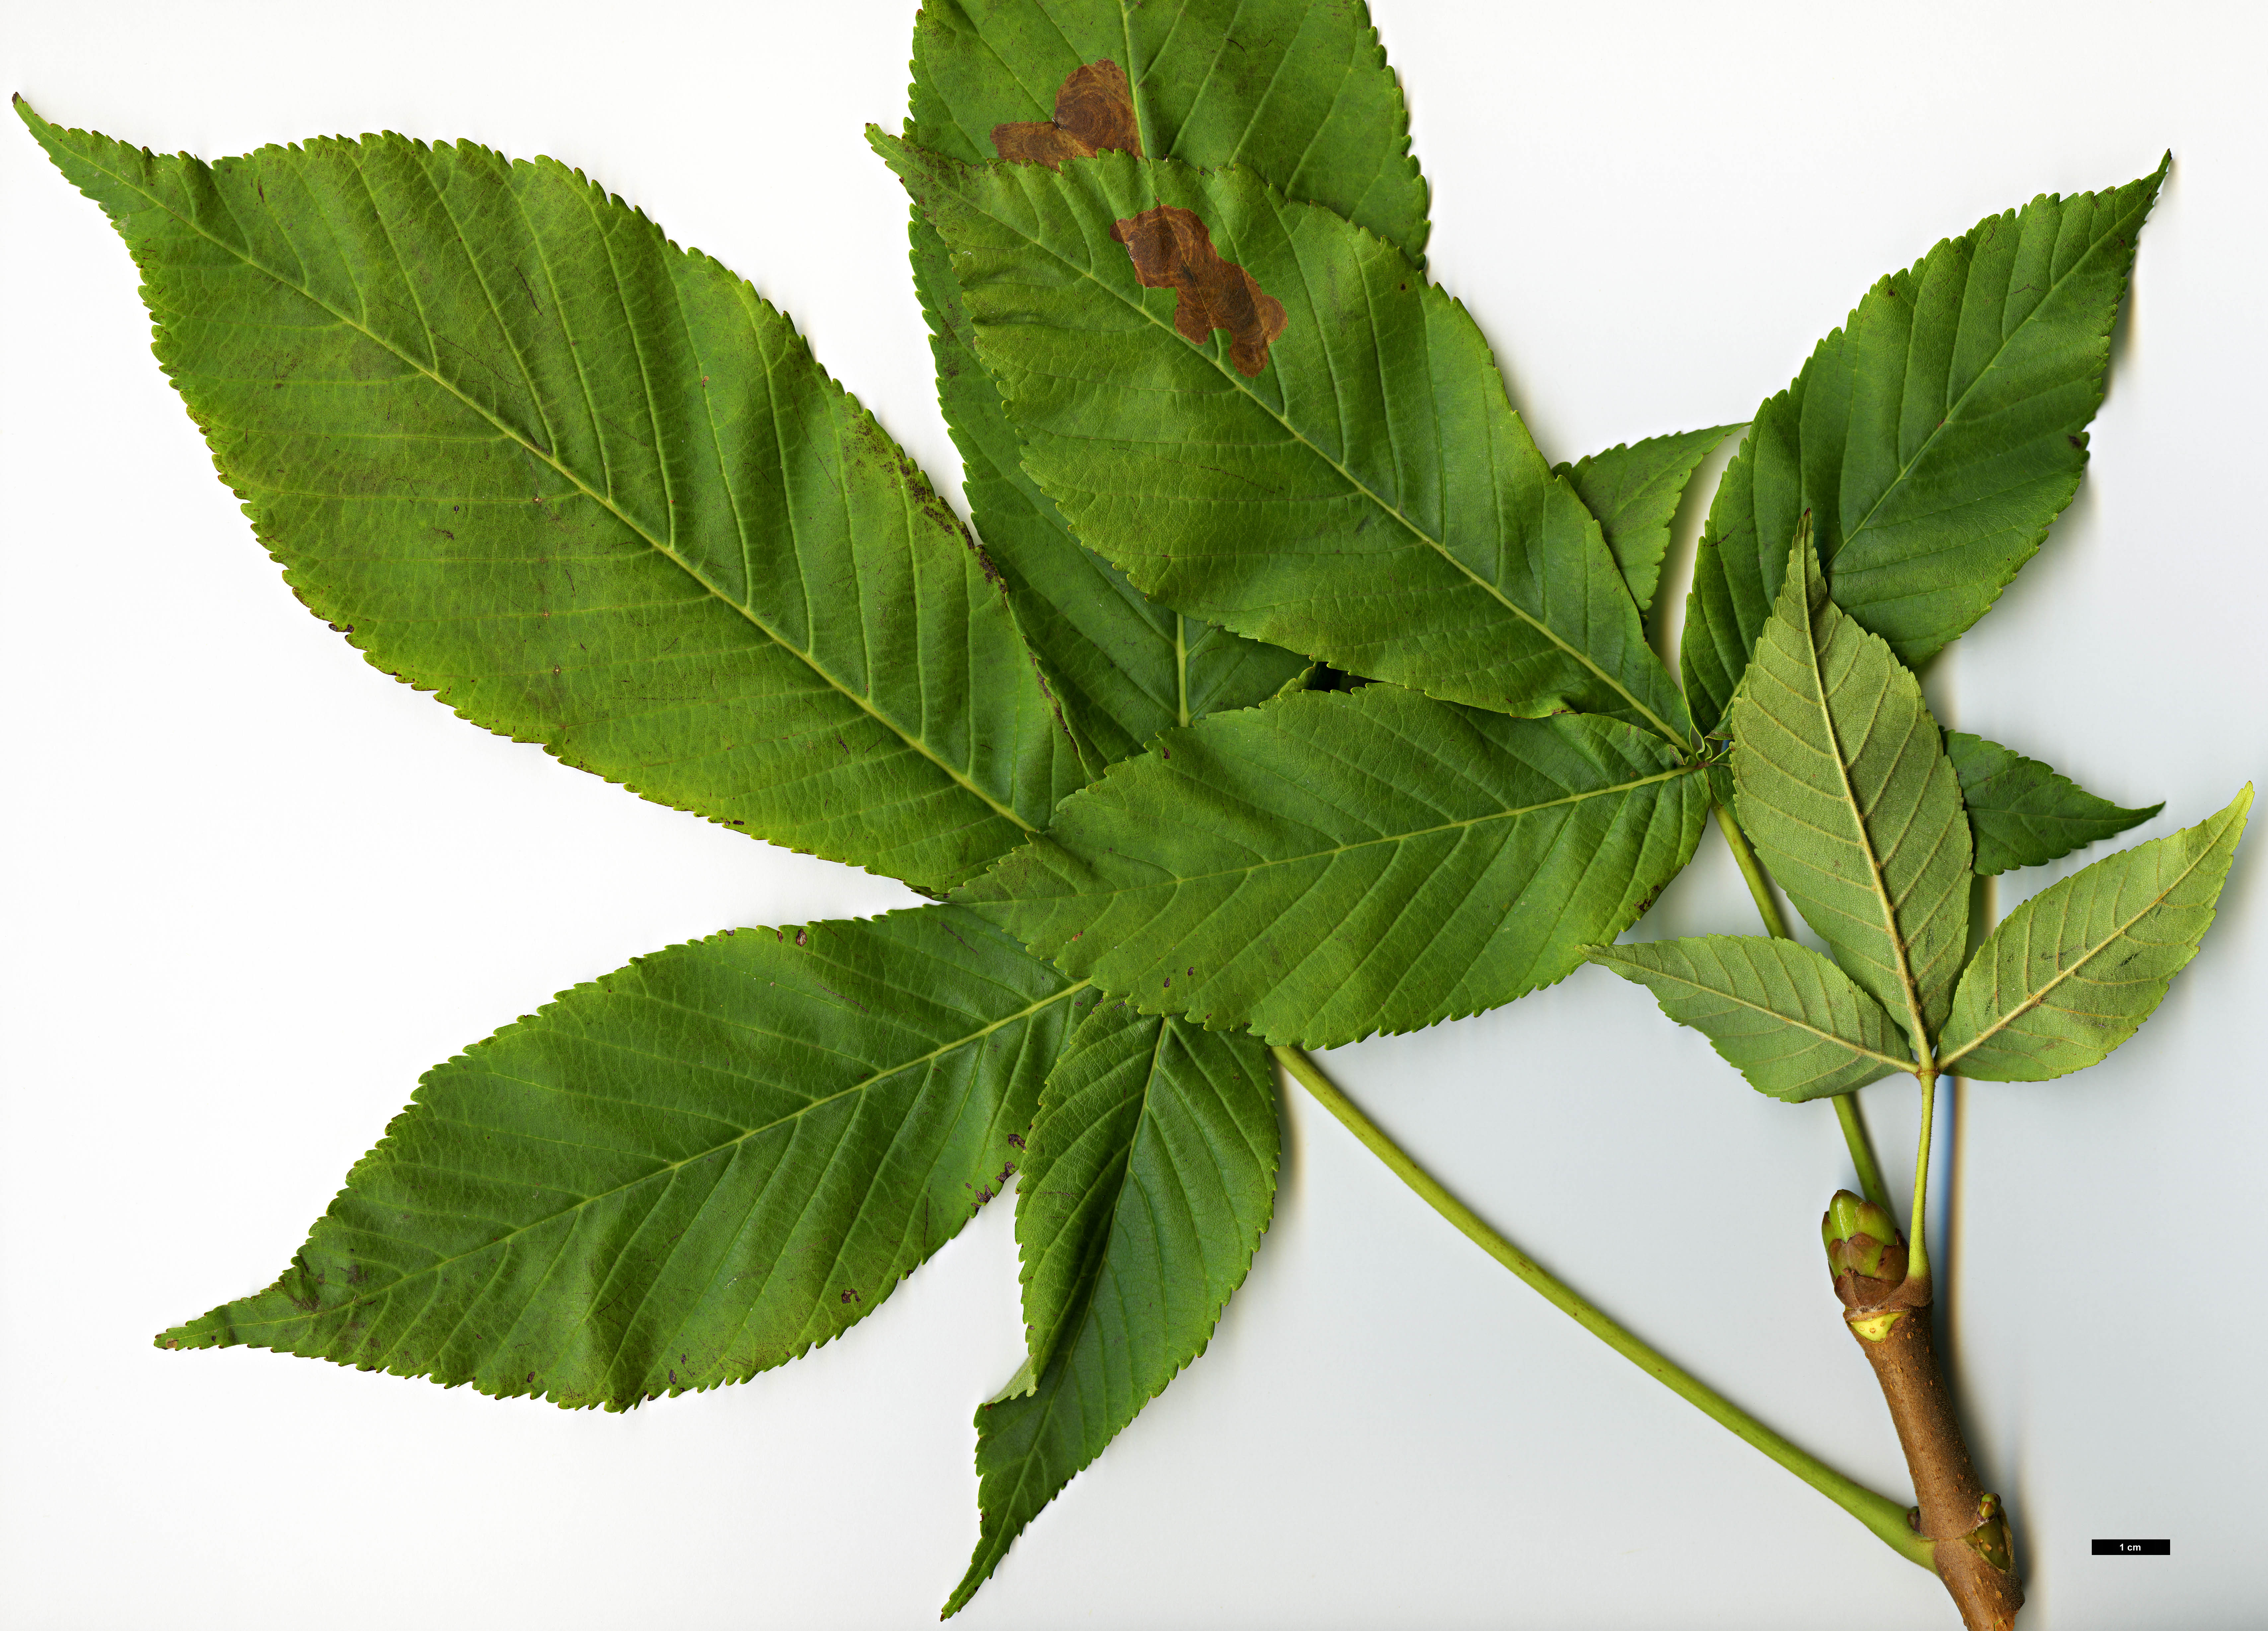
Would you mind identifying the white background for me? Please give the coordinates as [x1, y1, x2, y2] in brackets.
[4, 3, 2263, 1626]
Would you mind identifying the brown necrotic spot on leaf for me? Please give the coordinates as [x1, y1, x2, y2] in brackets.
[992, 60, 1143, 168]
[1110, 206, 1289, 377]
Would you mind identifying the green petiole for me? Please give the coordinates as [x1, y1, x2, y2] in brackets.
[1273, 1044, 1935, 1573]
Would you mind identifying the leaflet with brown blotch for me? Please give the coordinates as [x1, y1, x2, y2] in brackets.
[992, 61, 1143, 168]
[1109, 206, 1289, 378]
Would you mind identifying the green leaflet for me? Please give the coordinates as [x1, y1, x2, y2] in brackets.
[879, 137, 1694, 744]
[908, 0, 1429, 255]
[1729, 529, 1971, 1043]
[1684, 161, 2166, 733]
[958, 683, 1708, 1048]
[1939, 787, 2251, 1081]
[1588, 936, 1910, 1101]
[158, 907, 1096, 1409]
[1555, 426, 1740, 619]
[25, 103, 1079, 894]
[951, 1000, 1278, 1615]
[909, 208, 1306, 767]
[905, 0, 1424, 766]
[1944, 729, 2162, 876]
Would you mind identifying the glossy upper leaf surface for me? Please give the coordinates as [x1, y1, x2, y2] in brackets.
[1730, 533, 1971, 1042]
[1939, 787, 2250, 1081]
[882, 138, 1693, 743]
[905, 1, 1423, 766]
[951, 1000, 1277, 1614]
[1556, 426, 1739, 618]
[959, 683, 1707, 1047]
[1944, 729, 2162, 876]
[158, 907, 1093, 1409]
[26, 104, 1076, 893]
[1684, 163, 2165, 732]
[1589, 935, 1909, 1100]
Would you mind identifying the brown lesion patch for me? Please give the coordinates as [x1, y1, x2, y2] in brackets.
[1110, 206, 1288, 377]
[992, 60, 1143, 168]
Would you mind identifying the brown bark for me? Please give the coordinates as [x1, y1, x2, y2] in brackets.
[1840, 1283, 2023, 1629]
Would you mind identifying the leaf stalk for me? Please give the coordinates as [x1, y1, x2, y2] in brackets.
[1715, 799, 1791, 941]
[1908, 1069, 1938, 1287]
[1273, 1044, 1936, 1573]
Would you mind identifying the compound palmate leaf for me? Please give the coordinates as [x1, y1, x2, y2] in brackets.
[882, 137, 1694, 745]
[1588, 936, 1910, 1101]
[1939, 786, 2251, 1082]
[1945, 729, 2162, 876]
[1684, 161, 2165, 733]
[907, 0, 1422, 765]
[960, 682, 1708, 1048]
[160, 907, 1095, 1408]
[25, 102, 1078, 894]
[1556, 426, 1740, 619]
[1730, 528, 1971, 1042]
[952, 1000, 1278, 1615]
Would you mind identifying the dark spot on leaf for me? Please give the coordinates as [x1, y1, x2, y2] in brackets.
[1111, 206, 1288, 376]
[794, 927, 808, 947]
[993, 61, 1143, 168]
[2068, 434, 2085, 450]
[1007, 1131, 1025, 1149]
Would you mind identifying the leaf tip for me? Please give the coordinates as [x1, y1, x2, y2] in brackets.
[152, 1313, 214, 1351]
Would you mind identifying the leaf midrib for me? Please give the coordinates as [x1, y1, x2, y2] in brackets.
[1040, 760, 1699, 895]
[81, 137, 1034, 836]
[1835, 190, 2144, 568]
[948, 158, 1688, 747]
[218, 979, 1091, 1336]
[987, 1014, 1269, 1592]
[1597, 949, 1912, 1073]
[1020, 1010, 1166, 1405]
[1937, 827, 2226, 1068]
[1790, 552, 1934, 1066]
